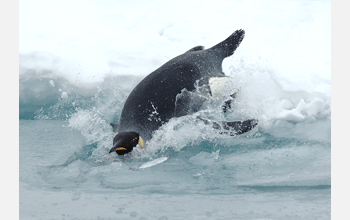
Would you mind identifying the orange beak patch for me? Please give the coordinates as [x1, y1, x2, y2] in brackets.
[115, 147, 127, 151]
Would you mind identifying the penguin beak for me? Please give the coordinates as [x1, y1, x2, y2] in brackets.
[109, 146, 130, 155]
[109, 146, 127, 154]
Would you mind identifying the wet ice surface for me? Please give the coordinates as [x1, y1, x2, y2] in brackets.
[19, 0, 331, 218]
[19, 120, 330, 219]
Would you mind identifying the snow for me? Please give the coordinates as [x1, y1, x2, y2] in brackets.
[19, 0, 331, 219]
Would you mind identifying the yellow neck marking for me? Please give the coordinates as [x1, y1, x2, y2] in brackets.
[138, 136, 145, 148]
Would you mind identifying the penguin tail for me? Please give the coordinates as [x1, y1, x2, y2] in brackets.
[209, 29, 245, 60]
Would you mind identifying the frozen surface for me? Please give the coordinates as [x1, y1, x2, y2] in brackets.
[140, 157, 168, 169]
[19, 0, 331, 219]
[20, 120, 330, 219]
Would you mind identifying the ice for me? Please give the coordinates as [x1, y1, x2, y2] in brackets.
[306, 98, 326, 116]
[49, 80, 55, 87]
[275, 98, 327, 122]
[19, 0, 330, 89]
[61, 92, 68, 99]
[140, 157, 168, 169]
[19, 0, 331, 219]
[189, 150, 220, 166]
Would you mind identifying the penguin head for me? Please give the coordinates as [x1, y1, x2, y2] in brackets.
[109, 132, 145, 155]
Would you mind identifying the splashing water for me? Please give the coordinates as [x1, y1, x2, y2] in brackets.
[19, 0, 330, 219]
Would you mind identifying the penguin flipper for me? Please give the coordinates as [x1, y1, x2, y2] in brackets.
[175, 89, 208, 117]
[110, 123, 119, 132]
[222, 92, 238, 113]
[213, 119, 258, 136]
[197, 117, 258, 136]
